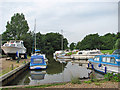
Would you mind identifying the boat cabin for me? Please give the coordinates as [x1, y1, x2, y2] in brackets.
[88, 54, 120, 73]
[3, 40, 24, 47]
[30, 55, 47, 69]
[91, 55, 120, 65]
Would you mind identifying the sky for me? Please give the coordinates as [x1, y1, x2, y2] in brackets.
[0, 0, 119, 44]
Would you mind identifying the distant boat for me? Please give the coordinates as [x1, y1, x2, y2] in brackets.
[71, 49, 103, 60]
[88, 54, 120, 73]
[1, 40, 27, 59]
[30, 54, 47, 69]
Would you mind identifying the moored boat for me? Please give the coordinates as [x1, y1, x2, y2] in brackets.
[71, 49, 102, 60]
[88, 54, 120, 74]
[30, 55, 47, 69]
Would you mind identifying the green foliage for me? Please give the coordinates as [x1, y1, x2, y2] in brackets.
[114, 39, 120, 49]
[71, 78, 81, 84]
[66, 52, 77, 56]
[2, 13, 29, 40]
[70, 42, 76, 50]
[101, 50, 114, 54]
[104, 73, 120, 82]
[76, 33, 117, 50]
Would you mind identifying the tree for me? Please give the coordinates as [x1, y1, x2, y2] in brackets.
[70, 42, 76, 50]
[100, 33, 116, 50]
[79, 33, 101, 50]
[114, 39, 120, 49]
[2, 13, 29, 40]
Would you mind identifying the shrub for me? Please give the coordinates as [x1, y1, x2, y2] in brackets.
[104, 73, 120, 82]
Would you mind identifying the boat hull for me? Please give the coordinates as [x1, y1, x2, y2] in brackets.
[30, 65, 47, 69]
[90, 62, 120, 73]
[71, 54, 98, 60]
[1, 46, 26, 54]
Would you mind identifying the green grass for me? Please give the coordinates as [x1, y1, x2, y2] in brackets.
[101, 50, 114, 54]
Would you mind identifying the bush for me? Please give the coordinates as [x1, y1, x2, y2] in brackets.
[104, 73, 120, 82]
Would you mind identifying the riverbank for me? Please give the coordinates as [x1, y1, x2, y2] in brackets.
[1, 80, 119, 89]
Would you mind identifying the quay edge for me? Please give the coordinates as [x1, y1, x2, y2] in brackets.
[0, 62, 30, 86]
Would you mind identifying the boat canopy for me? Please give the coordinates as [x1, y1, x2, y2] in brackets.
[35, 49, 40, 52]
[30, 55, 46, 65]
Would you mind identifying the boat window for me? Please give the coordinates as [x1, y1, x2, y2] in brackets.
[33, 58, 43, 64]
[102, 57, 106, 62]
[94, 57, 99, 61]
[102, 57, 116, 64]
[78, 52, 82, 54]
[110, 57, 116, 64]
[10, 44, 15, 47]
[106, 57, 110, 63]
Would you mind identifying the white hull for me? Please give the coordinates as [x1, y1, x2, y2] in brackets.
[90, 62, 119, 73]
[1, 46, 26, 54]
[71, 54, 99, 60]
[30, 65, 47, 69]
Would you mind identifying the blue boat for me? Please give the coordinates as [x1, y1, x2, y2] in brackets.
[88, 52, 120, 73]
[30, 55, 47, 69]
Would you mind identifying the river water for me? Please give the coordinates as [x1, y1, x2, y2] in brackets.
[9, 55, 104, 86]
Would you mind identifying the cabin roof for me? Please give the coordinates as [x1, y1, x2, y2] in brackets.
[31, 55, 44, 59]
[95, 54, 120, 58]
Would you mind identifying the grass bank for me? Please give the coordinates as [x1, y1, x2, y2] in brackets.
[100, 50, 115, 54]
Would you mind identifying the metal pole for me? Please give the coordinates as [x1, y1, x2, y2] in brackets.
[34, 19, 36, 51]
[61, 30, 63, 50]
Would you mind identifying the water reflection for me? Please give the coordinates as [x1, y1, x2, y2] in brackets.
[29, 70, 46, 80]
[46, 55, 67, 74]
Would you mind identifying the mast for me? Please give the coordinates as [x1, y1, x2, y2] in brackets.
[34, 19, 36, 51]
[61, 29, 63, 51]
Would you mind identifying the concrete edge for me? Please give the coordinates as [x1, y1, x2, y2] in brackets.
[0, 62, 30, 82]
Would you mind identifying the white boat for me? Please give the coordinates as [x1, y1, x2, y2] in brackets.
[53, 50, 71, 59]
[1, 40, 26, 59]
[71, 49, 103, 60]
[88, 54, 120, 73]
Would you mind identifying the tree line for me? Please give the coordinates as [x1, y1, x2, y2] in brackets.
[70, 33, 120, 50]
